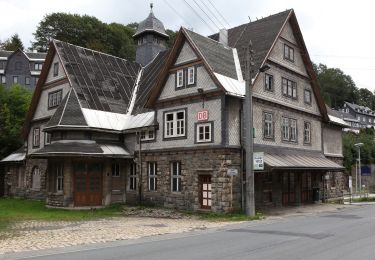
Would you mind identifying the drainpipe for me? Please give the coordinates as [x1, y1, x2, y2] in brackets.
[137, 132, 143, 205]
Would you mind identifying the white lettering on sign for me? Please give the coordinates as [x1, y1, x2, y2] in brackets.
[197, 110, 209, 121]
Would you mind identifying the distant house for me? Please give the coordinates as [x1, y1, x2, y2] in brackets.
[1, 8, 347, 211]
[332, 101, 375, 130]
[0, 49, 47, 90]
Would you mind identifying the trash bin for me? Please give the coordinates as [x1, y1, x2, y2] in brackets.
[313, 188, 320, 202]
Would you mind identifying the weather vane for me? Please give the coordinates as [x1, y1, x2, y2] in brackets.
[150, 3, 153, 11]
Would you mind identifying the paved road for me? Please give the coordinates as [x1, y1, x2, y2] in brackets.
[5, 204, 375, 260]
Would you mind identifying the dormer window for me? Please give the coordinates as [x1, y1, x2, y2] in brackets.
[176, 70, 184, 88]
[53, 62, 59, 77]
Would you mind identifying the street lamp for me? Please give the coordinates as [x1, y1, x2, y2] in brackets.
[354, 142, 364, 194]
[243, 41, 270, 216]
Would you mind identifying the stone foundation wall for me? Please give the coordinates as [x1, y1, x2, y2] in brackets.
[325, 156, 347, 199]
[24, 158, 48, 200]
[132, 148, 242, 212]
[46, 193, 64, 207]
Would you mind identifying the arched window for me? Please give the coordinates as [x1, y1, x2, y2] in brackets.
[31, 167, 41, 191]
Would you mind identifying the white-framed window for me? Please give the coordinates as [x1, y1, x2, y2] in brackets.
[140, 130, 155, 141]
[282, 78, 297, 99]
[112, 163, 120, 177]
[129, 163, 137, 191]
[304, 89, 311, 104]
[45, 132, 51, 145]
[33, 127, 40, 147]
[34, 63, 43, 71]
[171, 161, 182, 192]
[282, 117, 297, 142]
[164, 110, 186, 138]
[304, 122, 311, 144]
[282, 117, 289, 140]
[284, 44, 294, 62]
[25, 77, 30, 85]
[48, 89, 62, 109]
[265, 73, 273, 91]
[53, 62, 59, 77]
[0, 75, 6, 84]
[13, 76, 18, 84]
[56, 164, 64, 192]
[176, 69, 184, 88]
[263, 112, 274, 139]
[369, 118, 371, 123]
[31, 167, 41, 191]
[187, 66, 195, 85]
[196, 122, 212, 143]
[148, 162, 157, 191]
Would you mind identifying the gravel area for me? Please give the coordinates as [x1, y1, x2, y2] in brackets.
[0, 215, 229, 255]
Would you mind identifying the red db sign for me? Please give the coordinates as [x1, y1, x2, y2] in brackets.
[197, 110, 209, 121]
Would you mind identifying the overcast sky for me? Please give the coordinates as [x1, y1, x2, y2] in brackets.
[1, 0, 374, 91]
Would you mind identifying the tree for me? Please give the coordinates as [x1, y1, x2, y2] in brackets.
[0, 34, 24, 51]
[314, 63, 358, 109]
[166, 29, 177, 48]
[0, 84, 32, 159]
[358, 88, 375, 110]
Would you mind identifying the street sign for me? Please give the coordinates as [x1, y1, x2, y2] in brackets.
[361, 165, 371, 176]
[253, 152, 264, 170]
[227, 168, 238, 177]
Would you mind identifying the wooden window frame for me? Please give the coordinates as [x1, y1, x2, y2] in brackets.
[13, 76, 18, 84]
[176, 69, 184, 88]
[32, 127, 40, 148]
[129, 163, 137, 191]
[304, 121, 311, 144]
[148, 162, 157, 191]
[171, 161, 182, 192]
[282, 77, 297, 100]
[263, 112, 274, 139]
[48, 89, 63, 109]
[111, 163, 120, 177]
[304, 89, 312, 104]
[187, 66, 195, 85]
[283, 44, 295, 62]
[196, 122, 213, 143]
[282, 117, 298, 143]
[53, 62, 59, 77]
[264, 73, 274, 92]
[164, 109, 186, 139]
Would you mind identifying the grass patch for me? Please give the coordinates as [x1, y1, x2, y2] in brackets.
[187, 211, 265, 222]
[352, 197, 375, 202]
[0, 198, 123, 224]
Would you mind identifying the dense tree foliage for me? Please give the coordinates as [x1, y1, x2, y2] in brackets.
[0, 34, 24, 51]
[32, 13, 177, 61]
[0, 84, 32, 159]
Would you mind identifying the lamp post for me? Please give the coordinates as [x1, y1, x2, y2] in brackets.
[354, 142, 363, 194]
[243, 41, 270, 216]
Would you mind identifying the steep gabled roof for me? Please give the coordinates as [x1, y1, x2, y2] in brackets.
[210, 9, 291, 76]
[54, 40, 141, 114]
[146, 27, 244, 107]
[0, 49, 46, 61]
[132, 50, 169, 115]
[184, 29, 237, 79]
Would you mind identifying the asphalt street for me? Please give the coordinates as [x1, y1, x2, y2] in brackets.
[4, 204, 375, 260]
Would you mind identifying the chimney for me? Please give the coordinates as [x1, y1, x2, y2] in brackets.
[219, 29, 228, 46]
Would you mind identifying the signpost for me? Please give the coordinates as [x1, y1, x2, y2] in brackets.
[253, 152, 264, 171]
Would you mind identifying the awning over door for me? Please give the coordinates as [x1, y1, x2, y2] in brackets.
[254, 145, 344, 171]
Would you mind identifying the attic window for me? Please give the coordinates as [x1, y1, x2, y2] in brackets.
[187, 66, 195, 85]
[34, 63, 43, 71]
[53, 62, 59, 77]
[48, 89, 63, 109]
[284, 44, 294, 62]
[176, 70, 184, 88]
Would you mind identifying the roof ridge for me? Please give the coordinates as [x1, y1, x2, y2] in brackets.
[183, 27, 234, 50]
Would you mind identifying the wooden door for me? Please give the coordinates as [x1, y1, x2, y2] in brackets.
[74, 162, 102, 206]
[282, 172, 296, 206]
[200, 175, 212, 209]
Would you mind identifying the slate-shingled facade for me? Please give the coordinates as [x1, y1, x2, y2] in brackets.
[1, 8, 347, 211]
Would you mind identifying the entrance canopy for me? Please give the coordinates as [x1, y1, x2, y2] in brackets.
[254, 145, 344, 171]
[30, 140, 132, 158]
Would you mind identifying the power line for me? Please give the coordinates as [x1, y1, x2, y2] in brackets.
[182, 0, 216, 33]
[312, 54, 375, 60]
[200, 0, 227, 29]
[162, 0, 194, 29]
[192, 0, 221, 31]
[207, 0, 231, 28]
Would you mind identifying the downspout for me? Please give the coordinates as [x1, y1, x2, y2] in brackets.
[240, 106, 244, 211]
[137, 132, 143, 205]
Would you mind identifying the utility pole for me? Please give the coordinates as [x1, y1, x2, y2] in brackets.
[244, 41, 255, 216]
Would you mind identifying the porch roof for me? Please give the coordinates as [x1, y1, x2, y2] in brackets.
[254, 145, 344, 171]
[29, 140, 132, 158]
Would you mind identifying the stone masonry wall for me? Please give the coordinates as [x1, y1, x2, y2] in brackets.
[134, 148, 242, 212]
